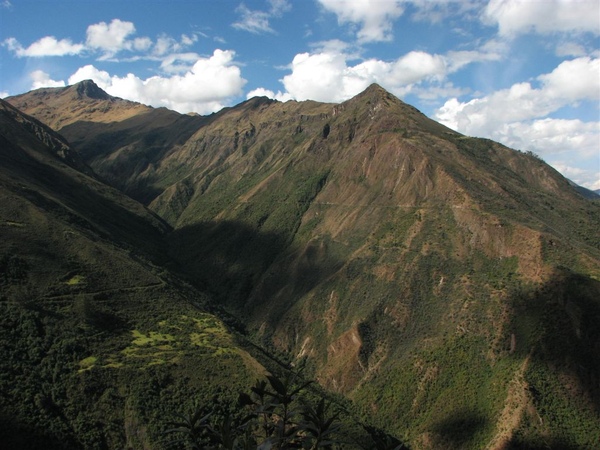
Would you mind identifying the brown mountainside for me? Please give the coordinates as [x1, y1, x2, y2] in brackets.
[7, 79, 151, 129]
[7, 82, 600, 449]
[8, 81, 206, 202]
[0, 98, 267, 449]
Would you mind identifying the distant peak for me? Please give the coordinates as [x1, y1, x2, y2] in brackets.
[341, 83, 401, 109]
[364, 83, 388, 94]
[242, 95, 276, 109]
[74, 80, 110, 100]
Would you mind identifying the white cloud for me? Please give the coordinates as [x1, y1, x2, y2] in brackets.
[318, 0, 404, 42]
[410, 83, 468, 101]
[2, 19, 198, 64]
[85, 19, 138, 58]
[538, 57, 600, 102]
[276, 50, 449, 102]
[67, 65, 113, 87]
[484, 0, 600, 36]
[551, 162, 600, 191]
[444, 47, 504, 72]
[435, 57, 600, 135]
[233, 4, 273, 33]
[68, 49, 246, 114]
[434, 57, 600, 189]
[257, 40, 501, 104]
[555, 42, 587, 57]
[30, 70, 66, 89]
[180, 34, 197, 47]
[498, 119, 600, 158]
[153, 33, 198, 56]
[159, 52, 203, 73]
[232, 0, 290, 34]
[0, 91, 9, 98]
[268, 0, 291, 15]
[3, 36, 84, 57]
[246, 87, 292, 102]
[133, 37, 153, 52]
[410, 0, 480, 23]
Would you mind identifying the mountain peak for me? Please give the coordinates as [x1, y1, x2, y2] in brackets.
[73, 79, 110, 100]
[363, 83, 388, 95]
[343, 83, 402, 109]
[356, 83, 393, 99]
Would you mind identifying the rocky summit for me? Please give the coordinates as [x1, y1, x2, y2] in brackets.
[3, 81, 600, 449]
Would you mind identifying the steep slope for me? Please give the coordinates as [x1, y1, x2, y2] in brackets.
[153, 84, 600, 449]
[7, 80, 207, 203]
[0, 99, 266, 449]
[6, 79, 151, 129]
[9, 83, 600, 449]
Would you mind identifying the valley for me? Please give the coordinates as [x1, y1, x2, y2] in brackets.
[2, 81, 600, 449]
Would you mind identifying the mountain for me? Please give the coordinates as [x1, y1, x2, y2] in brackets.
[7, 81, 207, 203]
[567, 179, 600, 199]
[7, 82, 600, 449]
[0, 98, 268, 449]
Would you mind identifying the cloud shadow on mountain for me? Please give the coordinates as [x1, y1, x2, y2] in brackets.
[167, 220, 343, 326]
[431, 410, 488, 448]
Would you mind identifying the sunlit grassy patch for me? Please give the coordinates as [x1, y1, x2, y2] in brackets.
[103, 361, 123, 369]
[5, 220, 25, 227]
[78, 355, 97, 372]
[66, 274, 85, 285]
[130, 329, 174, 346]
[109, 315, 241, 368]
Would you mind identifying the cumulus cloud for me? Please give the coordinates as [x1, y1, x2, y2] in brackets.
[552, 162, 600, 191]
[253, 39, 502, 104]
[434, 57, 600, 189]
[436, 57, 600, 133]
[490, 119, 600, 166]
[484, 0, 600, 36]
[538, 57, 600, 102]
[67, 49, 246, 114]
[275, 49, 449, 102]
[30, 70, 66, 89]
[3, 36, 84, 57]
[246, 87, 292, 102]
[85, 19, 137, 58]
[318, 0, 404, 42]
[3, 18, 202, 72]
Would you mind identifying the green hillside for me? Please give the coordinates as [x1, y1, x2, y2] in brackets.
[0, 99, 267, 449]
[6, 83, 600, 449]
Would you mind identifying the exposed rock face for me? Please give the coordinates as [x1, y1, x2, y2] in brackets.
[75, 79, 110, 100]
[7, 82, 600, 449]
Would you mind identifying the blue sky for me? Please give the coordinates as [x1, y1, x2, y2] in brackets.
[1, 0, 599, 189]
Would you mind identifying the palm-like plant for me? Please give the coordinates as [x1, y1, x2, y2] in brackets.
[165, 373, 407, 449]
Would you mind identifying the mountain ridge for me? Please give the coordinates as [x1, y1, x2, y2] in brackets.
[0, 94, 273, 449]
[4, 81, 600, 449]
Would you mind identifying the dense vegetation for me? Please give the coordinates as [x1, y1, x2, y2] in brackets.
[3, 84, 600, 449]
[166, 372, 407, 449]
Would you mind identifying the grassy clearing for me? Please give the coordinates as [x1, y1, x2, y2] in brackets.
[110, 315, 240, 367]
[78, 356, 97, 372]
[4, 220, 26, 227]
[130, 329, 175, 346]
[65, 274, 85, 285]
